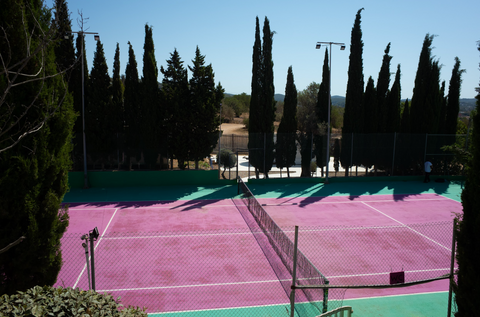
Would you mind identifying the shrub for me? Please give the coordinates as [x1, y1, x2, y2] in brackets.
[0, 286, 147, 316]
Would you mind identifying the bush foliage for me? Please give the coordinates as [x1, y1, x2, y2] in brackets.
[0, 286, 147, 317]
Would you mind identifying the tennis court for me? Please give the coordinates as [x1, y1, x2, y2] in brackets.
[58, 179, 463, 316]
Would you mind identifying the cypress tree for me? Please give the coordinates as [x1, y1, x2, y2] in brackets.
[401, 99, 410, 133]
[0, 0, 75, 293]
[376, 43, 392, 133]
[386, 64, 401, 133]
[454, 43, 480, 315]
[188, 46, 224, 169]
[276, 66, 297, 177]
[53, 0, 75, 89]
[248, 17, 263, 178]
[445, 57, 464, 135]
[111, 43, 124, 166]
[410, 34, 443, 134]
[314, 49, 330, 174]
[88, 39, 112, 167]
[141, 24, 161, 168]
[261, 17, 276, 178]
[70, 34, 89, 170]
[248, 16, 276, 178]
[124, 42, 141, 168]
[362, 76, 377, 169]
[341, 8, 365, 175]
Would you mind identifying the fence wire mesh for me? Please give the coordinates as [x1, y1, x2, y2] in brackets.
[55, 229, 303, 316]
[72, 132, 467, 181]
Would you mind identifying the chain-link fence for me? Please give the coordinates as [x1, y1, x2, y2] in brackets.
[71, 132, 467, 181]
[55, 229, 304, 316]
[54, 222, 458, 316]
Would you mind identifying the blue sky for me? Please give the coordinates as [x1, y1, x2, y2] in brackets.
[51, 0, 479, 99]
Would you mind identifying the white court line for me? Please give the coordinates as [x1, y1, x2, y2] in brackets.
[68, 204, 236, 211]
[98, 278, 286, 292]
[101, 231, 256, 240]
[72, 208, 119, 289]
[361, 202, 452, 252]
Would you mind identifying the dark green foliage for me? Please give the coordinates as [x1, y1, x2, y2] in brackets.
[410, 34, 443, 134]
[70, 34, 89, 170]
[446, 57, 464, 135]
[341, 8, 365, 175]
[297, 83, 320, 177]
[454, 44, 480, 314]
[53, 0, 75, 90]
[314, 50, 330, 171]
[248, 16, 276, 178]
[333, 138, 340, 174]
[0, 0, 74, 294]
[361, 77, 377, 168]
[276, 66, 297, 176]
[141, 24, 161, 168]
[376, 43, 392, 133]
[161, 49, 189, 170]
[219, 149, 237, 179]
[88, 40, 113, 166]
[385, 64, 401, 133]
[111, 43, 124, 134]
[124, 42, 141, 166]
[0, 286, 147, 316]
[401, 99, 411, 133]
[188, 46, 224, 169]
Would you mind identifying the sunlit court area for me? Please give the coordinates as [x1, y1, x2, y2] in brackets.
[55, 172, 463, 316]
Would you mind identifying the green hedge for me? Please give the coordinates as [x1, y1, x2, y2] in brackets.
[0, 286, 147, 316]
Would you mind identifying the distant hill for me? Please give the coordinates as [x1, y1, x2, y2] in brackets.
[227, 93, 476, 114]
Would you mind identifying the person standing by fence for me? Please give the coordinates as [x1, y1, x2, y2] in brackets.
[424, 160, 433, 183]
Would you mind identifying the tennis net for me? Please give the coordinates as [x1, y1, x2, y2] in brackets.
[235, 177, 330, 316]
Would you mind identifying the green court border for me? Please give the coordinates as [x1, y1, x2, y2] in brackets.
[64, 171, 462, 316]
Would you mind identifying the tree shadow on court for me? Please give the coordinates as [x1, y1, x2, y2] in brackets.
[63, 184, 238, 210]
[245, 179, 460, 208]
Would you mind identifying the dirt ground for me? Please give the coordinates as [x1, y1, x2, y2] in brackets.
[221, 123, 248, 135]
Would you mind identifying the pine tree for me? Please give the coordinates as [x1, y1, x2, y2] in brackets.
[0, 0, 75, 293]
[341, 8, 365, 175]
[445, 57, 464, 135]
[276, 66, 297, 177]
[124, 42, 141, 168]
[188, 46, 224, 169]
[401, 99, 411, 133]
[88, 39, 112, 166]
[161, 49, 189, 169]
[454, 43, 480, 315]
[141, 24, 161, 168]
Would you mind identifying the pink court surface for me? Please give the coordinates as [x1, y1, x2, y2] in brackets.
[57, 181, 462, 316]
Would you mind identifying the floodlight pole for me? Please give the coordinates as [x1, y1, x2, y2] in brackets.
[88, 227, 99, 291]
[316, 42, 345, 184]
[68, 30, 100, 189]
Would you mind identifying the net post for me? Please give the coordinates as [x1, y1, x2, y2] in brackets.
[289, 226, 299, 317]
[447, 218, 457, 317]
[323, 280, 329, 313]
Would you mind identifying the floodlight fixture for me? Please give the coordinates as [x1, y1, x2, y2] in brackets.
[315, 43, 321, 49]
[89, 227, 99, 240]
[340, 45, 346, 50]
[94, 35, 100, 41]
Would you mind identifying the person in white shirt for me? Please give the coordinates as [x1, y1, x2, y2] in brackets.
[424, 160, 433, 183]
